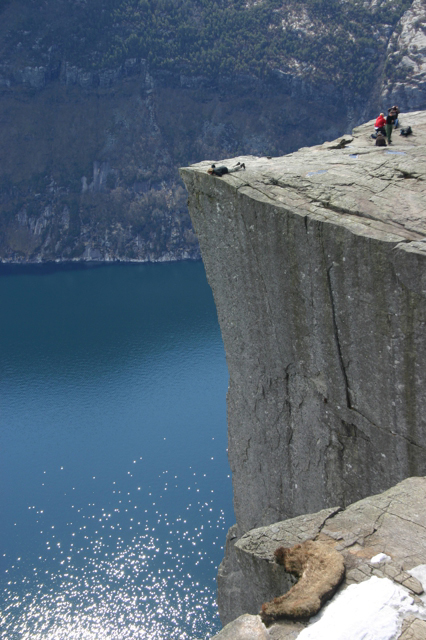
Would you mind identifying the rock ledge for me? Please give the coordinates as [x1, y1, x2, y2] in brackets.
[212, 477, 426, 639]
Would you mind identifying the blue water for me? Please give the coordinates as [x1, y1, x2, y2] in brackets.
[0, 261, 232, 639]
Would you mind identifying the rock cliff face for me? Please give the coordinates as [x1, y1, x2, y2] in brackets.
[180, 110, 426, 626]
[0, 68, 201, 263]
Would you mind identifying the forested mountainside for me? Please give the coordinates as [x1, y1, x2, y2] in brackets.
[0, 0, 425, 262]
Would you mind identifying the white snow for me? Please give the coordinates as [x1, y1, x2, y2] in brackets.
[408, 564, 426, 617]
[408, 564, 426, 589]
[297, 576, 418, 640]
[370, 553, 392, 564]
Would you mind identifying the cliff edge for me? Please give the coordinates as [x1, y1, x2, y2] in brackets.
[180, 110, 426, 626]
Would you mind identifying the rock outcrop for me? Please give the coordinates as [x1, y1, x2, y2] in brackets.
[211, 476, 426, 639]
[180, 110, 426, 626]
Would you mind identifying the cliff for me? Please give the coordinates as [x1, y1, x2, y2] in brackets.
[380, 0, 426, 110]
[180, 110, 426, 628]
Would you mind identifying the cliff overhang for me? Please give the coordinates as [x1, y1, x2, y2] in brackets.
[181, 110, 426, 632]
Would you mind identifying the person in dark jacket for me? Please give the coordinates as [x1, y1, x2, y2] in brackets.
[207, 162, 245, 176]
[386, 111, 395, 144]
[390, 105, 400, 128]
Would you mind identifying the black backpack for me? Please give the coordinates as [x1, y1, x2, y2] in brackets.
[400, 126, 412, 137]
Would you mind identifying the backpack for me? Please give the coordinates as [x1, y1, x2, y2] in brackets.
[400, 126, 412, 137]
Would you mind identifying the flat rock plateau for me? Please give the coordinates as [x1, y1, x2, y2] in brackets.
[181, 110, 426, 638]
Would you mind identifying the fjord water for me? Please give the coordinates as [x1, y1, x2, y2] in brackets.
[0, 261, 232, 639]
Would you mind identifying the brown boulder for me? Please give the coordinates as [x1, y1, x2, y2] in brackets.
[261, 540, 345, 624]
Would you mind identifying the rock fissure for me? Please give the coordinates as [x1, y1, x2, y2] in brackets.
[349, 402, 426, 451]
[236, 181, 277, 203]
[314, 508, 344, 537]
[396, 169, 422, 180]
[303, 215, 309, 233]
[386, 508, 426, 531]
[243, 437, 252, 464]
[325, 263, 352, 410]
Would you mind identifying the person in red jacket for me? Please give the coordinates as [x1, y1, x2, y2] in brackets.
[375, 113, 386, 135]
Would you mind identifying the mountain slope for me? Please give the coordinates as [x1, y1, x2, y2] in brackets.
[0, 0, 424, 262]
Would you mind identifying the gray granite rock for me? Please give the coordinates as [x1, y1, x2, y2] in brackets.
[399, 617, 426, 640]
[232, 508, 340, 616]
[211, 614, 306, 640]
[211, 614, 269, 640]
[216, 524, 260, 623]
[210, 477, 426, 640]
[181, 111, 426, 627]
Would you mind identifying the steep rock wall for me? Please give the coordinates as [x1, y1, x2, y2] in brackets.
[181, 110, 426, 624]
[380, 0, 426, 110]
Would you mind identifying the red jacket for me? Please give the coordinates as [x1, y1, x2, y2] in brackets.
[375, 115, 386, 128]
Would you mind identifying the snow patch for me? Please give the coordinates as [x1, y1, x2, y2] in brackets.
[408, 564, 426, 616]
[297, 576, 417, 640]
[408, 564, 426, 589]
[370, 553, 391, 564]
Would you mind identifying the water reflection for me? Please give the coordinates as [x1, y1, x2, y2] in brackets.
[3, 461, 228, 639]
[0, 262, 232, 639]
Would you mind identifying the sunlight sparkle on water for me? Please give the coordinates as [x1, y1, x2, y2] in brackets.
[2, 458, 227, 640]
[0, 262, 232, 639]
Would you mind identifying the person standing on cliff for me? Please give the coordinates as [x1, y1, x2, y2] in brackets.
[390, 105, 400, 128]
[385, 110, 395, 144]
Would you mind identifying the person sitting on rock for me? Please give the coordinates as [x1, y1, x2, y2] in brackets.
[375, 131, 387, 147]
[207, 162, 245, 177]
[375, 113, 386, 136]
